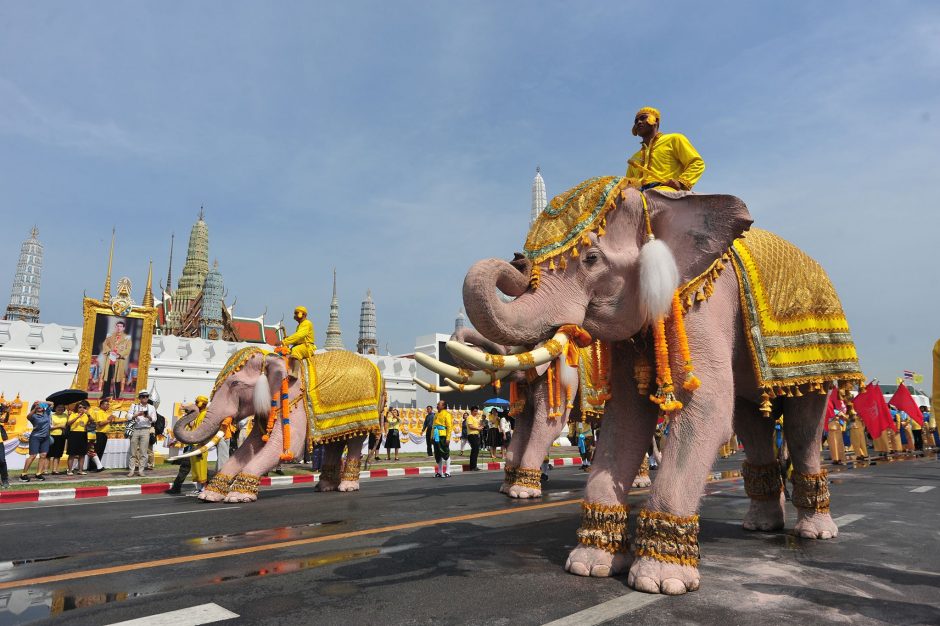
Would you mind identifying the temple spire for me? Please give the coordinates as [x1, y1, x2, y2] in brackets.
[3, 226, 43, 323]
[357, 289, 377, 355]
[143, 261, 155, 308]
[103, 228, 115, 302]
[324, 268, 344, 351]
[165, 232, 174, 294]
[531, 166, 547, 226]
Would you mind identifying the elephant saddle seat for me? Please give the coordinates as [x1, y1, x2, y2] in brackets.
[299, 350, 383, 443]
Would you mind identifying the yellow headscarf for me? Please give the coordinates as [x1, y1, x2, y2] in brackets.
[635, 107, 660, 125]
[294, 306, 308, 316]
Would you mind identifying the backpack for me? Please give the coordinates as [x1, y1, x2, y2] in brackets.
[153, 412, 166, 436]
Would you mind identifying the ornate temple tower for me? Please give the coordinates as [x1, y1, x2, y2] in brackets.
[324, 269, 344, 351]
[531, 166, 547, 226]
[454, 307, 466, 334]
[357, 290, 378, 355]
[4, 227, 43, 323]
[166, 210, 209, 333]
[200, 261, 224, 340]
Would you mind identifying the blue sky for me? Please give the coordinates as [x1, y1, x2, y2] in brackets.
[0, 1, 937, 383]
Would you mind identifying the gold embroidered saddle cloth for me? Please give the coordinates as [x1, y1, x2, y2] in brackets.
[300, 351, 383, 443]
[729, 228, 865, 394]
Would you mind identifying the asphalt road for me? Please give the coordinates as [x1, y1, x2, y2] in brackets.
[0, 453, 937, 626]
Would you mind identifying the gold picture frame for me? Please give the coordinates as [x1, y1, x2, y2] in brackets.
[76, 297, 157, 402]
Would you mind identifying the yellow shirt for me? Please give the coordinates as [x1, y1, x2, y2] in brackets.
[433, 410, 453, 440]
[466, 413, 483, 435]
[68, 412, 90, 432]
[626, 132, 705, 190]
[283, 319, 316, 349]
[50, 412, 69, 436]
[90, 407, 113, 434]
[386, 415, 401, 430]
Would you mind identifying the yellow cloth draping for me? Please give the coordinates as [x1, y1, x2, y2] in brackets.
[189, 409, 208, 483]
[300, 350, 382, 443]
[625, 133, 705, 190]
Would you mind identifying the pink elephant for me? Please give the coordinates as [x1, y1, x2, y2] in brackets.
[420, 179, 864, 595]
[173, 347, 383, 502]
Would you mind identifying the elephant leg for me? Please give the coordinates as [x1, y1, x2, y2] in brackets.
[566, 349, 658, 579]
[338, 435, 367, 492]
[225, 409, 308, 503]
[315, 442, 345, 492]
[783, 394, 838, 539]
[501, 399, 533, 495]
[734, 397, 785, 531]
[200, 427, 264, 502]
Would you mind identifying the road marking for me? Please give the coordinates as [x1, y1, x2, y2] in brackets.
[132, 506, 241, 519]
[0, 498, 582, 590]
[105, 602, 238, 625]
[542, 592, 663, 625]
[833, 514, 865, 526]
[910, 486, 935, 493]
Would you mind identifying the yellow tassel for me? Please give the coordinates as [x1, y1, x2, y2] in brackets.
[581, 234, 591, 247]
[686, 295, 694, 308]
[570, 247, 579, 258]
[696, 291, 706, 302]
[549, 259, 556, 271]
[759, 390, 772, 417]
[559, 256, 567, 270]
[794, 385, 803, 397]
[597, 225, 606, 236]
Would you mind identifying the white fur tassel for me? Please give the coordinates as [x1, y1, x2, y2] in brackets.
[639, 237, 679, 323]
[253, 373, 272, 417]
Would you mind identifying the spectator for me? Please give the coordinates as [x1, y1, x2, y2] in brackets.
[499, 411, 513, 450]
[385, 408, 402, 461]
[217, 416, 237, 471]
[465, 406, 483, 471]
[47, 403, 69, 475]
[420, 405, 435, 457]
[127, 391, 156, 477]
[458, 412, 469, 456]
[433, 400, 453, 477]
[65, 400, 91, 475]
[0, 407, 11, 488]
[485, 408, 502, 459]
[21, 401, 51, 482]
[88, 397, 115, 472]
[147, 398, 166, 471]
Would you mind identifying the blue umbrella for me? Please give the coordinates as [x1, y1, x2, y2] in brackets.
[483, 397, 509, 406]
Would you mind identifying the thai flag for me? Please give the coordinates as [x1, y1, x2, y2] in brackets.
[902, 370, 915, 380]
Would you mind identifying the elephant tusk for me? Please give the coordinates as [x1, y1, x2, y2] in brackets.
[413, 352, 511, 385]
[444, 378, 483, 392]
[412, 377, 453, 394]
[172, 430, 223, 460]
[445, 331, 569, 372]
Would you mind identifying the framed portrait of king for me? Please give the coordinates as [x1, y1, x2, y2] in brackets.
[77, 296, 157, 401]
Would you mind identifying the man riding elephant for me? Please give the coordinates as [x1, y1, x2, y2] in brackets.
[625, 106, 705, 193]
[282, 305, 316, 378]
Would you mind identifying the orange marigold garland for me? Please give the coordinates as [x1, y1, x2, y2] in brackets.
[670, 292, 701, 392]
[650, 315, 683, 415]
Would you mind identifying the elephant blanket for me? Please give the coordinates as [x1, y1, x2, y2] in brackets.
[728, 228, 865, 396]
[300, 351, 383, 443]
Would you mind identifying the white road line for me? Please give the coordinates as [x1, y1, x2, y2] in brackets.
[542, 593, 663, 625]
[105, 602, 238, 625]
[910, 485, 935, 493]
[833, 514, 865, 526]
[132, 506, 240, 519]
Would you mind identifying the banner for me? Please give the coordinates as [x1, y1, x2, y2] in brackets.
[852, 382, 894, 439]
[888, 383, 925, 426]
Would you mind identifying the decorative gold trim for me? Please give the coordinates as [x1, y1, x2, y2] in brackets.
[503, 464, 518, 485]
[791, 469, 830, 513]
[340, 458, 362, 482]
[543, 339, 563, 359]
[204, 472, 235, 496]
[517, 352, 535, 368]
[575, 501, 630, 554]
[512, 467, 542, 490]
[741, 461, 783, 501]
[487, 353, 506, 369]
[230, 472, 260, 496]
[634, 509, 700, 567]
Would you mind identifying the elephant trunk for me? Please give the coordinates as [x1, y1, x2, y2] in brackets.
[173, 406, 224, 445]
[462, 258, 586, 346]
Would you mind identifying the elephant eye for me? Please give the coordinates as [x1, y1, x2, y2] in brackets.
[584, 250, 600, 265]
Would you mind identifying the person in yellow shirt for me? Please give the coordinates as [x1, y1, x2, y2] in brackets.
[433, 400, 453, 477]
[465, 406, 484, 471]
[66, 401, 91, 475]
[48, 404, 70, 475]
[281, 306, 316, 378]
[189, 396, 210, 494]
[384, 408, 402, 462]
[625, 107, 705, 192]
[88, 397, 115, 472]
[827, 415, 846, 464]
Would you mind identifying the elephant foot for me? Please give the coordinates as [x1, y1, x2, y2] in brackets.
[337, 480, 360, 492]
[314, 480, 338, 492]
[627, 556, 700, 595]
[632, 474, 652, 489]
[224, 490, 258, 503]
[198, 489, 227, 503]
[565, 545, 631, 578]
[507, 484, 542, 499]
[794, 510, 838, 539]
[498, 482, 511, 495]
[742, 495, 785, 531]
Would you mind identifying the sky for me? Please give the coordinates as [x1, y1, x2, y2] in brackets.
[0, 1, 937, 384]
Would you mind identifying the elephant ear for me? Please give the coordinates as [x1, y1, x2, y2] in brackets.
[647, 191, 753, 287]
[253, 353, 288, 417]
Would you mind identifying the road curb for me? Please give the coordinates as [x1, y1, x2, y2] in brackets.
[0, 456, 585, 505]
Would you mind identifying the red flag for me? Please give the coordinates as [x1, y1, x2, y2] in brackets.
[889, 383, 925, 426]
[852, 382, 894, 439]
